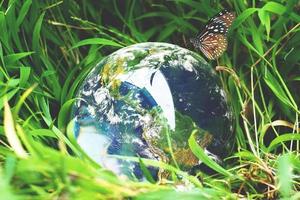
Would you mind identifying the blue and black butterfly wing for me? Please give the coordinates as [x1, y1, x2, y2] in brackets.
[204, 20, 228, 34]
[208, 10, 235, 29]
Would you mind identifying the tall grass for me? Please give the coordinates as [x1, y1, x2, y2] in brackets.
[0, 0, 300, 199]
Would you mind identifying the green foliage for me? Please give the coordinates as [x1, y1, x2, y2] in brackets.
[0, 0, 300, 199]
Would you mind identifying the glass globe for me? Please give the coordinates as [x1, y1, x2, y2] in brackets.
[72, 42, 233, 181]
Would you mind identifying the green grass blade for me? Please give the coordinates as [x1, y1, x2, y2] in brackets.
[3, 97, 28, 158]
[32, 12, 45, 53]
[71, 38, 124, 50]
[188, 130, 233, 177]
[277, 154, 294, 198]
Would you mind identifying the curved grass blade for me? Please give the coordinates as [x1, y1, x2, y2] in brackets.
[57, 99, 75, 131]
[267, 133, 300, 152]
[70, 38, 124, 50]
[3, 97, 28, 158]
[188, 130, 233, 177]
[32, 12, 45, 53]
[138, 157, 156, 183]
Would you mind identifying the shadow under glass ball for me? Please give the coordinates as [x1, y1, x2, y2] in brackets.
[72, 42, 233, 181]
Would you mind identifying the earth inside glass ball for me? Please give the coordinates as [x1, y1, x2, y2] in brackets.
[72, 42, 233, 181]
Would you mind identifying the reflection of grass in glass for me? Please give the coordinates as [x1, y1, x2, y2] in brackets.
[1, 1, 300, 199]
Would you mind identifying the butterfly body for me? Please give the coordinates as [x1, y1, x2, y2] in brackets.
[191, 10, 235, 60]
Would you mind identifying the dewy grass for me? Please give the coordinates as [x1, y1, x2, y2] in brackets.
[0, 0, 300, 199]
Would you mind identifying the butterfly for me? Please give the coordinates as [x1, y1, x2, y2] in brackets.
[190, 10, 235, 60]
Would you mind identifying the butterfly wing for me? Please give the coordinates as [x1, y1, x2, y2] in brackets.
[199, 34, 227, 60]
[191, 10, 235, 60]
[216, 11, 235, 28]
[205, 20, 227, 34]
[209, 10, 235, 28]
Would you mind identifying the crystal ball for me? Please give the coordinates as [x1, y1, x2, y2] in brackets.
[72, 42, 233, 181]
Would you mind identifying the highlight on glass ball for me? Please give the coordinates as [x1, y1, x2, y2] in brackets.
[72, 42, 233, 181]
